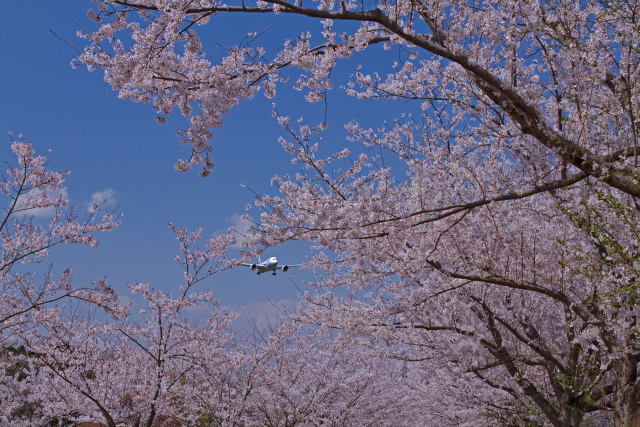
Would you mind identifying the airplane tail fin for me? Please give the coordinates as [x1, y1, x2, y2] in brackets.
[258, 255, 262, 264]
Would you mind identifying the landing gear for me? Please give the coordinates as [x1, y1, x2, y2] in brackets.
[272, 271, 277, 276]
[257, 272, 260, 275]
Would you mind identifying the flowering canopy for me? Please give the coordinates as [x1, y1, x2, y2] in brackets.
[2, 0, 639, 425]
[78, 0, 639, 424]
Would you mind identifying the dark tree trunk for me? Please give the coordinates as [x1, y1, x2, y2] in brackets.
[613, 354, 640, 427]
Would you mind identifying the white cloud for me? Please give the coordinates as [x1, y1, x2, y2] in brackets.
[226, 213, 252, 248]
[13, 187, 69, 218]
[88, 188, 117, 212]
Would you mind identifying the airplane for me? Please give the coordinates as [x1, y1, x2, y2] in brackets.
[240, 256, 302, 276]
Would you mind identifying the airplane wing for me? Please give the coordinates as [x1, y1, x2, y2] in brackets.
[241, 263, 262, 269]
[276, 263, 305, 270]
[241, 262, 268, 273]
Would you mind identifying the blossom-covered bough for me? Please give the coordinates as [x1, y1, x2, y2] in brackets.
[77, 0, 639, 425]
[0, 137, 122, 339]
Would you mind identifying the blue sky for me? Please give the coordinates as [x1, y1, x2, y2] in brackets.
[0, 1, 414, 325]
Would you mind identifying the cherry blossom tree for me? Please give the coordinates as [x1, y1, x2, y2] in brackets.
[0, 136, 126, 424]
[78, 0, 639, 425]
[1, 136, 122, 342]
[2, 223, 424, 426]
[244, 324, 424, 426]
[0, 224, 240, 426]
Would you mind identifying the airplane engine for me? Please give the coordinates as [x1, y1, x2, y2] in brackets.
[281, 265, 289, 272]
[250, 264, 257, 270]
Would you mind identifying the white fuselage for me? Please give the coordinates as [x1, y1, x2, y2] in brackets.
[256, 257, 278, 274]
